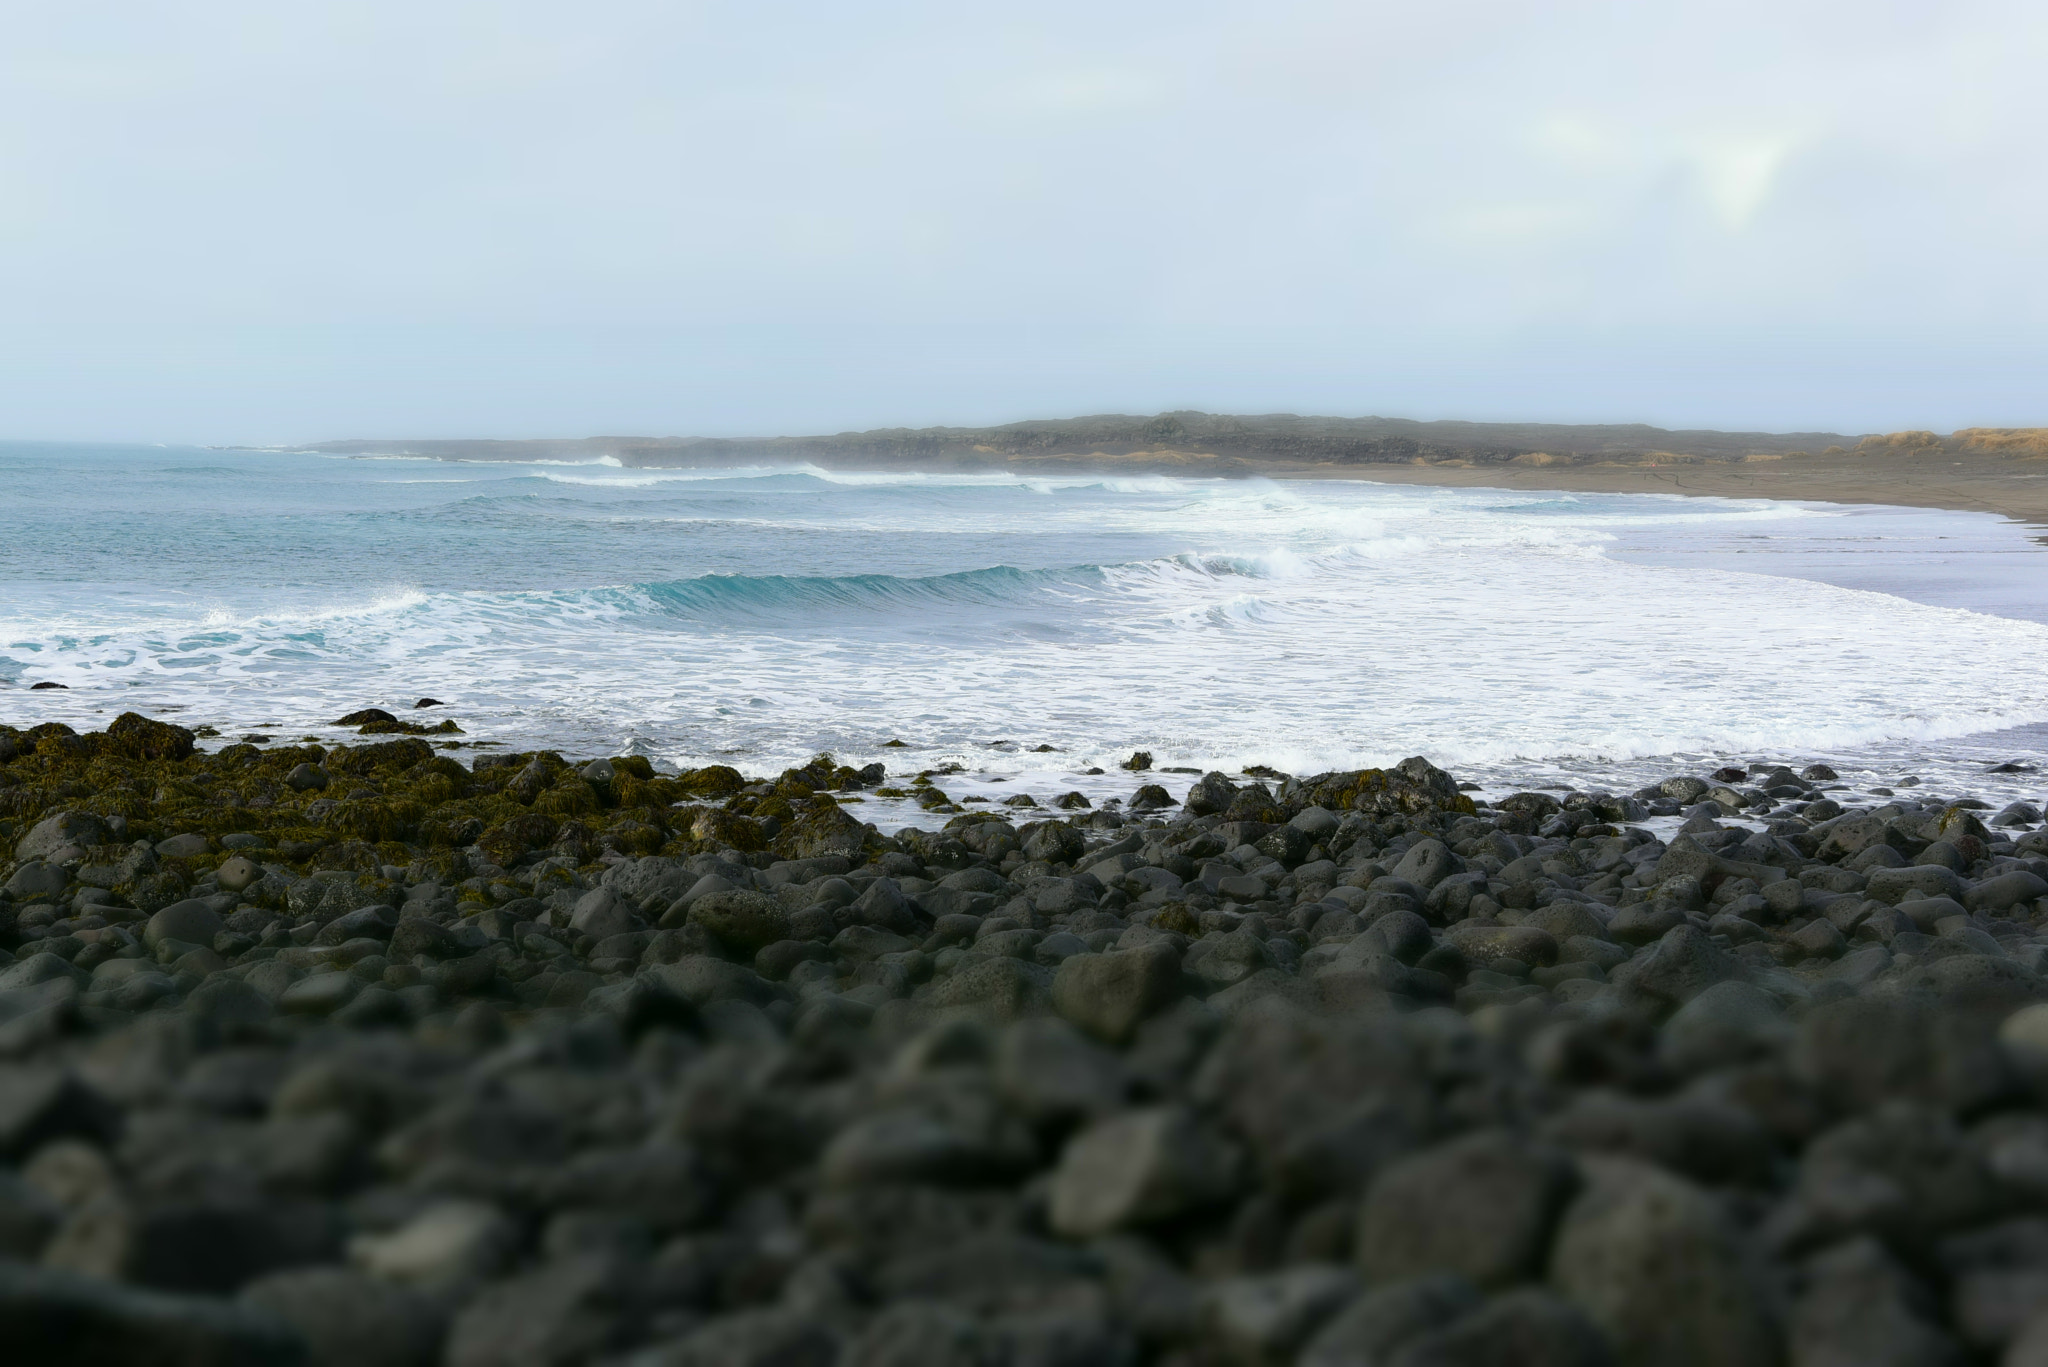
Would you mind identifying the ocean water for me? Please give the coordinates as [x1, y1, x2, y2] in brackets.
[3, 441, 2047, 826]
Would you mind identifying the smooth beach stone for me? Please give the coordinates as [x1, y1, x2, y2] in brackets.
[278, 972, 361, 1016]
[143, 900, 223, 951]
[4, 863, 69, 901]
[1355, 1130, 1574, 1289]
[14, 813, 109, 867]
[215, 856, 263, 893]
[1052, 944, 1181, 1044]
[1048, 1106, 1240, 1237]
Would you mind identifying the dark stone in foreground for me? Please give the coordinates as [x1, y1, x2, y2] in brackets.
[2, 719, 2048, 1365]
[0, 1262, 304, 1365]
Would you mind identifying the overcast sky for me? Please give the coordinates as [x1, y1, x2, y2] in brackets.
[3, 1, 2044, 443]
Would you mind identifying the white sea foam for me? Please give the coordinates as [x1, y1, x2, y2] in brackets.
[4, 447, 2046, 819]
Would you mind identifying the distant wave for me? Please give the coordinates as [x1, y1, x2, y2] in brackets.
[619, 551, 1385, 621]
[630, 564, 1106, 619]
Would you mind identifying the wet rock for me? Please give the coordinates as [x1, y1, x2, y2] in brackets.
[156, 833, 212, 859]
[4, 860, 68, 901]
[1661, 981, 1791, 1073]
[388, 915, 464, 960]
[1023, 822, 1088, 865]
[636, 1308, 841, 1367]
[444, 1253, 640, 1367]
[1185, 773, 1241, 817]
[0, 1168, 61, 1259]
[1779, 1103, 1997, 1251]
[1188, 929, 1277, 987]
[1865, 865, 1971, 906]
[376, 1095, 569, 1180]
[1610, 925, 1737, 1012]
[847, 877, 918, 934]
[820, 1094, 1035, 1189]
[1291, 806, 1342, 839]
[1048, 1106, 1240, 1237]
[1793, 996, 2008, 1115]
[1789, 1237, 1963, 1367]
[1606, 905, 1686, 948]
[1551, 1157, 1777, 1366]
[1937, 1217, 2048, 1352]
[278, 973, 360, 1017]
[1356, 1130, 1576, 1289]
[2002, 1004, 2048, 1090]
[563, 887, 633, 941]
[1193, 1004, 1426, 1203]
[1539, 1093, 1775, 1187]
[1392, 839, 1464, 891]
[995, 1017, 1129, 1124]
[687, 891, 792, 953]
[349, 1200, 518, 1290]
[536, 1144, 716, 1231]
[1205, 1263, 1360, 1364]
[872, 1229, 1104, 1316]
[144, 899, 225, 951]
[842, 1301, 989, 1366]
[16, 812, 110, 865]
[1447, 923, 1558, 968]
[216, 855, 263, 893]
[0, 1261, 306, 1366]
[239, 1266, 442, 1367]
[0, 1066, 119, 1161]
[1970, 870, 2048, 913]
[313, 904, 396, 946]
[1389, 1289, 1614, 1367]
[1299, 1275, 1483, 1367]
[44, 1195, 340, 1295]
[928, 957, 1054, 1021]
[644, 956, 778, 1009]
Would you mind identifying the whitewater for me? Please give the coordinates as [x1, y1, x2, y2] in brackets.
[4, 442, 2048, 824]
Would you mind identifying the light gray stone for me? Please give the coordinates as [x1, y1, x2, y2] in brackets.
[349, 1201, 517, 1289]
[14, 812, 109, 865]
[1048, 1106, 1240, 1237]
[1206, 1264, 1360, 1364]
[1051, 943, 1180, 1044]
[145, 899, 224, 951]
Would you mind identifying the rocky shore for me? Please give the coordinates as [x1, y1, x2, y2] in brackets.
[5, 713, 2048, 1365]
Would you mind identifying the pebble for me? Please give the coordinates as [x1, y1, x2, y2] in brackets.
[5, 716, 2048, 1362]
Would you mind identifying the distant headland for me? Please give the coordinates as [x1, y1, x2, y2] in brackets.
[297, 413, 2048, 522]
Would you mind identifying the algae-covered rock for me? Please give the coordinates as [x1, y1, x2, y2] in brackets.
[326, 739, 435, 776]
[106, 712, 196, 762]
[676, 765, 745, 797]
[686, 807, 768, 853]
[688, 891, 791, 953]
[774, 801, 877, 862]
[533, 781, 599, 821]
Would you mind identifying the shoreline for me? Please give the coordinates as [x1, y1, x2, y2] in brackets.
[312, 443, 2048, 527]
[299, 413, 2048, 526]
[5, 714, 2048, 1360]
[1261, 449, 2048, 529]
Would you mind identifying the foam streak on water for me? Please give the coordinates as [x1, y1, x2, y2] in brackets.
[3, 442, 2047, 823]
